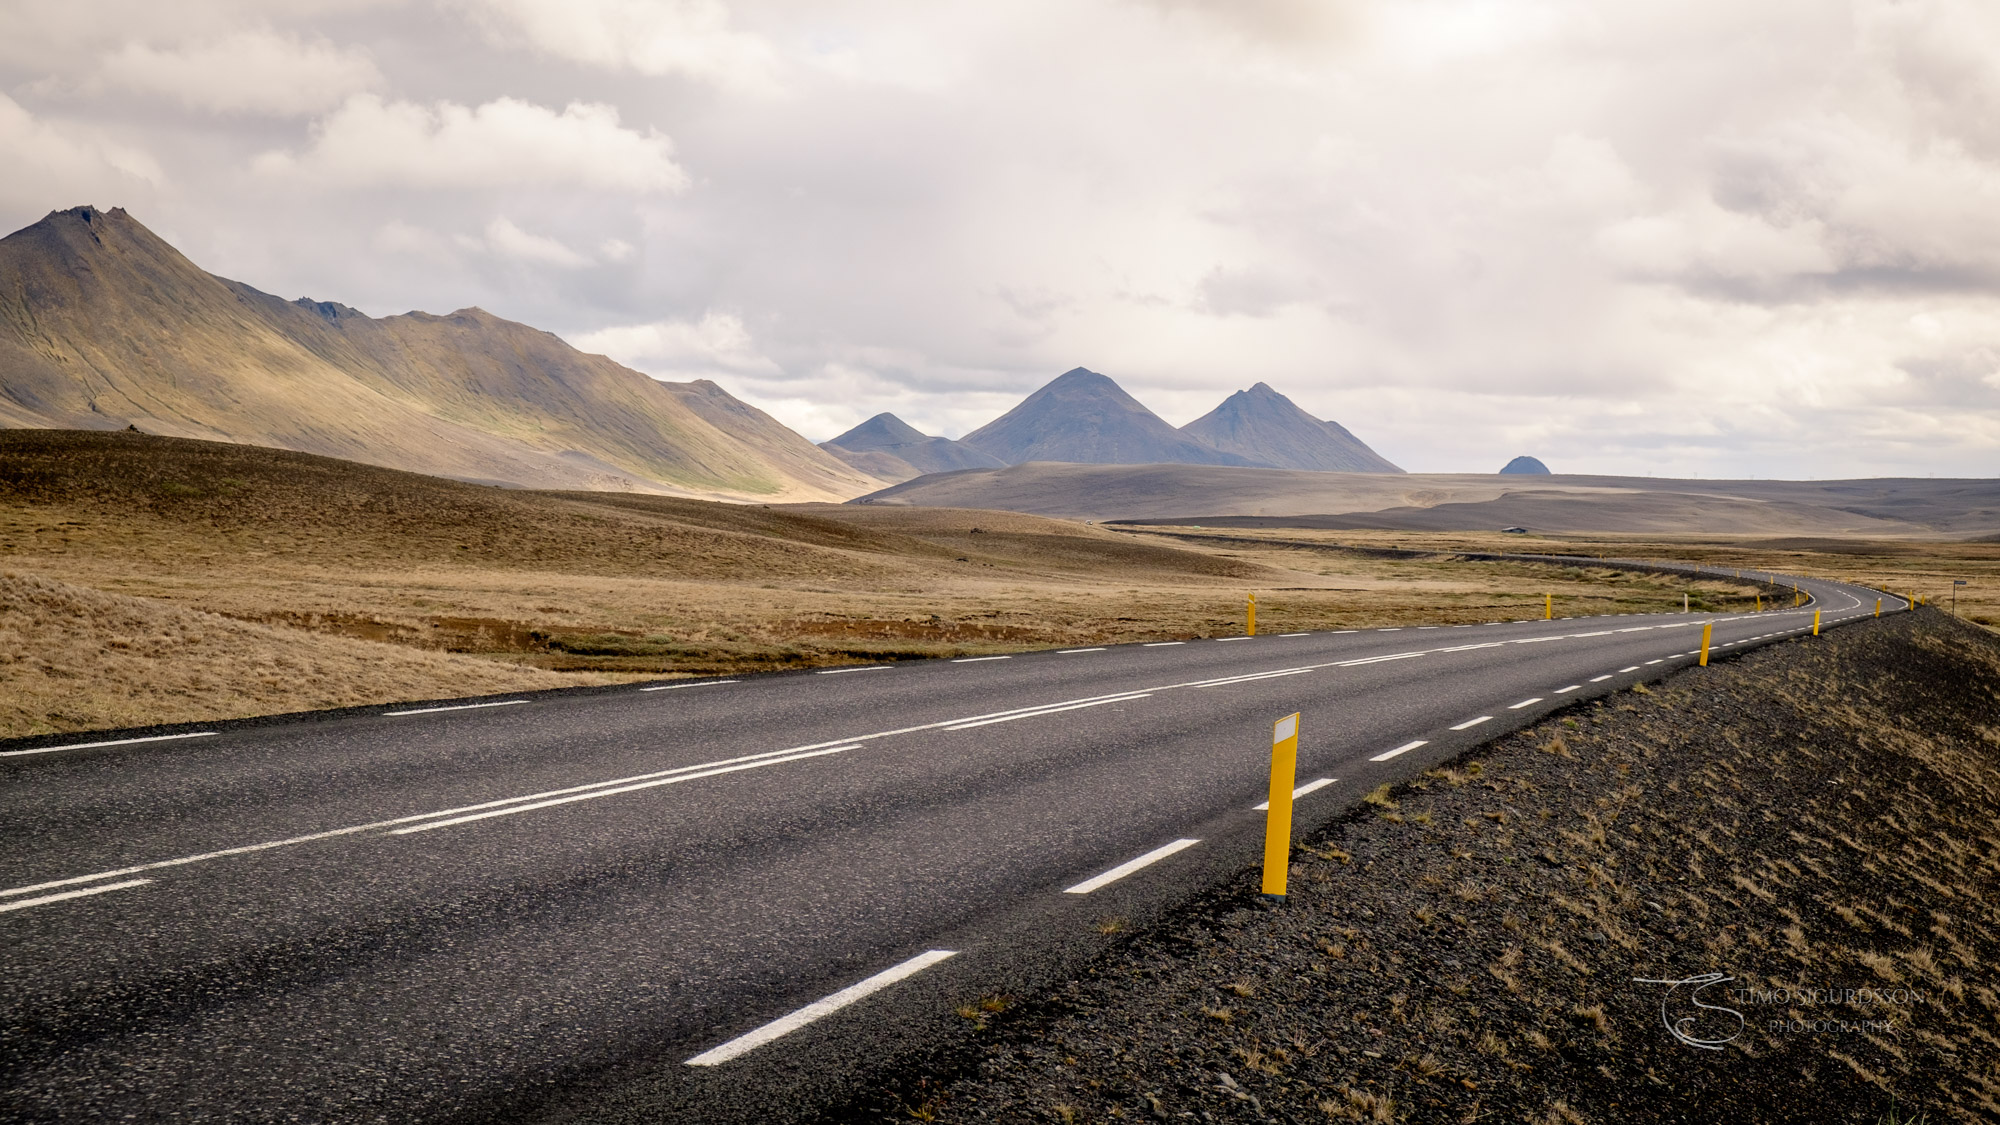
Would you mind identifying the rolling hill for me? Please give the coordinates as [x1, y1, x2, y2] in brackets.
[0, 206, 885, 502]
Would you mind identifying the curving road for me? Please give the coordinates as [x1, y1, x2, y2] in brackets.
[0, 564, 1904, 1123]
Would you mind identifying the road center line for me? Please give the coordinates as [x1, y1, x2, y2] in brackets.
[817, 666, 890, 675]
[383, 700, 530, 717]
[0, 878, 153, 915]
[684, 950, 959, 1067]
[1507, 698, 1543, 709]
[1554, 685, 1581, 693]
[1619, 666, 1641, 673]
[1590, 674, 1614, 682]
[1059, 648, 1107, 654]
[943, 695, 1151, 731]
[639, 680, 740, 692]
[1254, 777, 1336, 810]
[1449, 716, 1493, 731]
[1065, 839, 1202, 894]
[950, 656, 1012, 663]
[390, 748, 855, 835]
[0, 731, 216, 758]
[1370, 740, 1427, 762]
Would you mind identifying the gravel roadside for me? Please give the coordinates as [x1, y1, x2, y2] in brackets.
[831, 610, 2000, 1124]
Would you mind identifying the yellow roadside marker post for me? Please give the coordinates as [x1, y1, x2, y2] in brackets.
[1756, 593, 1762, 612]
[1876, 598, 1881, 618]
[1247, 593, 1257, 637]
[1813, 610, 1821, 636]
[1262, 713, 1300, 899]
[1699, 622, 1712, 666]
[1545, 593, 1552, 620]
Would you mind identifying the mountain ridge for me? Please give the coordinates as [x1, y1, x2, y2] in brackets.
[0, 206, 885, 502]
[1179, 381, 1402, 472]
[819, 412, 1004, 482]
[960, 367, 1256, 467]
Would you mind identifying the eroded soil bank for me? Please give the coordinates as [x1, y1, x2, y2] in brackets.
[836, 610, 2000, 1124]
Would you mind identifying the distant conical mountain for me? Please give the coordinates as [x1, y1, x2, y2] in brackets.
[820, 413, 1003, 482]
[1179, 382, 1401, 473]
[960, 367, 1255, 467]
[0, 206, 884, 501]
[1500, 455, 1551, 475]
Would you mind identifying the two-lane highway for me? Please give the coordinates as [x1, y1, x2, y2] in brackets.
[0, 565, 1905, 1122]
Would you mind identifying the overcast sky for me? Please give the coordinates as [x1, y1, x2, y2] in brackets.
[5, 0, 1999, 477]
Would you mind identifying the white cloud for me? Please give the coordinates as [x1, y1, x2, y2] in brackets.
[452, 0, 779, 91]
[252, 94, 688, 191]
[471, 216, 591, 267]
[571, 312, 784, 379]
[0, 94, 162, 213]
[93, 31, 382, 115]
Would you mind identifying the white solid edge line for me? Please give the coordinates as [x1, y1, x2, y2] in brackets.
[684, 950, 959, 1066]
[0, 731, 216, 757]
[391, 748, 854, 835]
[951, 655, 1012, 663]
[1254, 777, 1336, 810]
[1449, 716, 1493, 731]
[1142, 641, 1185, 647]
[639, 680, 740, 692]
[0, 878, 153, 914]
[817, 666, 890, 675]
[382, 700, 530, 717]
[1554, 685, 1581, 693]
[1369, 740, 1427, 762]
[1064, 838, 1202, 894]
[1589, 674, 1614, 682]
[944, 695, 1151, 731]
[1059, 647, 1108, 654]
[1507, 698, 1543, 710]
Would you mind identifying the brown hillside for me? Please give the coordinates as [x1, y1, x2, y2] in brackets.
[0, 206, 883, 501]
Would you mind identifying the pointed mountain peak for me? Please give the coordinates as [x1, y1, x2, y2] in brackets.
[1180, 382, 1402, 473]
[830, 412, 930, 448]
[960, 367, 1254, 467]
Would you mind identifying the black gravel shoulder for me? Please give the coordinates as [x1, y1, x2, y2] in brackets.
[832, 611, 2000, 1124]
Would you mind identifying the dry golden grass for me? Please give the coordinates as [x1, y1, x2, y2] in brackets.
[0, 571, 578, 737]
[0, 430, 1900, 738]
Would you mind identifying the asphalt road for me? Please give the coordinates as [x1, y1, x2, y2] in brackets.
[0, 564, 1906, 1123]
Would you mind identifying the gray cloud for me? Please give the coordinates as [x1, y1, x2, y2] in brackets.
[2, 0, 1998, 476]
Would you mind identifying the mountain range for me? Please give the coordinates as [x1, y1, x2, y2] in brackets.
[0, 207, 880, 501]
[1, 206, 1401, 497]
[823, 370, 1400, 482]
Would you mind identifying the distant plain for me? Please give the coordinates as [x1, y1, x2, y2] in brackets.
[0, 430, 1774, 738]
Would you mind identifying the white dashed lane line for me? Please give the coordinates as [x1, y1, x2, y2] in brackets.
[1142, 642, 1185, 647]
[1619, 666, 1641, 673]
[950, 656, 1011, 664]
[1507, 697, 1543, 710]
[1059, 648, 1108, 654]
[816, 666, 889, 675]
[1554, 685, 1581, 694]
[1449, 716, 1493, 731]
[684, 949, 959, 1067]
[1254, 778, 1336, 810]
[1590, 675, 1614, 682]
[1370, 740, 1427, 762]
[1064, 838, 1202, 894]
[1215, 637, 1253, 643]
[1, 731, 216, 758]
[640, 680, 740, 692]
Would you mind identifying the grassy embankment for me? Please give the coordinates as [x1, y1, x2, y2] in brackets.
[1, 431, 1766, 738]
[840, 611, 2000, 1124]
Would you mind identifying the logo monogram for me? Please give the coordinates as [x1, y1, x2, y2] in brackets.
[1631, 972, 1745, 1050]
